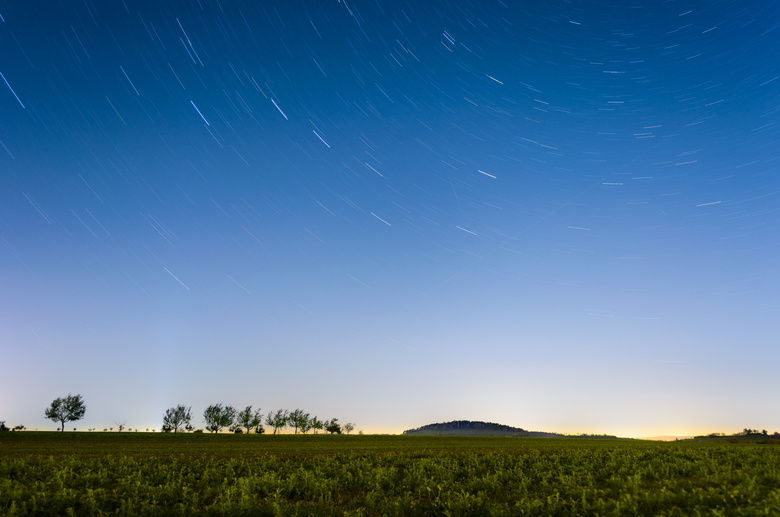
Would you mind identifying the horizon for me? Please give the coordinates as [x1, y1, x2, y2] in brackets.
[2, 2, 778, 436]
[0, 425, 752, 441]
[4, 406, 768, 440]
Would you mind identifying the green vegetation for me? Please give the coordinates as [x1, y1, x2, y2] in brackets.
[2, 433, 780, 515]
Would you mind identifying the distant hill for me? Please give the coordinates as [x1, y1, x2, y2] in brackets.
[684, 431, 780, 444]
[402, 420, 565, 437]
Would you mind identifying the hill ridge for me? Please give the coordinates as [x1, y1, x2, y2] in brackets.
[402, 420, 564, 437]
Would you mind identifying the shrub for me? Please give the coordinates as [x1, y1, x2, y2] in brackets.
[727, 437, 739, 444]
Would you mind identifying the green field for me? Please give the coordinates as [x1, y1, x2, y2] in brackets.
[2, 432, 780, 516]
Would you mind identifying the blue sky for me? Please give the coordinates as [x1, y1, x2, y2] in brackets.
[1, 0, 779, 436]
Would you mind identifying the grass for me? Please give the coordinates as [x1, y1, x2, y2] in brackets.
[2, 432, 780, 515]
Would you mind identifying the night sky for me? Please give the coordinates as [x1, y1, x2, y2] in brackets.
[2, 0, 779, 436]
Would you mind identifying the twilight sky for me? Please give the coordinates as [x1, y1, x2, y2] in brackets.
[1, 0, 779, 436]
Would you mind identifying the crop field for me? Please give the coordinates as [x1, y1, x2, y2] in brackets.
[2, 433, 780, 516]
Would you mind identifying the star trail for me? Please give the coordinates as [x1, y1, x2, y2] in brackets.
[1, 0, 778, 436]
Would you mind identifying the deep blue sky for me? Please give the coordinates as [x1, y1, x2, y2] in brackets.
[2, 0, 779, 436]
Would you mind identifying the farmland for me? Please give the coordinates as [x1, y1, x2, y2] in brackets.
[2, 433, 780, 515]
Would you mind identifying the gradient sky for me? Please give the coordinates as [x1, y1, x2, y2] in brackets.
[1, 0, 779, 436]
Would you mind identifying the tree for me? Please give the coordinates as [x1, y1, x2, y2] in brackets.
[343, 422, 355, 435]
[311, 416, 324, 434]
[45, 394, 86, 432]
[326, 418, 342, 434]
[288, 409, 308, 434]
[162, 405, 192, 433]
[299, 413, 313, 434]
[236, 405, 263, 434]
[203, 403, 236, 433]
[0, 421, 8, 432]
[265, 409, 288, 434]
[114, 420, 126, 432]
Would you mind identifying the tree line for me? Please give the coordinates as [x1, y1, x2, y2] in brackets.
[35, 394, 356, 434]
[163, 404, 355, 435]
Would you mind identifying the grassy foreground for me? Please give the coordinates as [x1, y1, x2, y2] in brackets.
[2, 432, 780, 516]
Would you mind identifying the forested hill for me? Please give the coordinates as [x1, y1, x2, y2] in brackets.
[402, 420, 565, 437]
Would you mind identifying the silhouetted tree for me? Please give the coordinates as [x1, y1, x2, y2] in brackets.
[326, 418, 342, 434]
[311, 416, 324, 434]
[204, 403, 236, 433]
[162, 405, 192, 433]
[299, 412, 313, 434]
[343, 422, 355, 435]
[45, 394, 86, 432]
[0, 421, 9, 432]
[265, 409, 288, 434]
[288, 409, 307, 434]
[235, 405, 262, 434]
